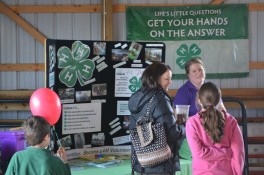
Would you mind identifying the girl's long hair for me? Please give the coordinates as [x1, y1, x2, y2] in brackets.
[198, 82, 225, 143]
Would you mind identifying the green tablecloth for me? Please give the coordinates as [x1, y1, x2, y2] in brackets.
[176, 159, 192, 175]
[70, 159, 192, 175]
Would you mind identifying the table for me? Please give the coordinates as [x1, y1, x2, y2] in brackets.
[70, 159, 192, 175]
[176, 159, 192, 175]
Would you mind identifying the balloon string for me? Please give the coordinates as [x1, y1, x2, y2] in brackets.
[52, 126, 62, 147]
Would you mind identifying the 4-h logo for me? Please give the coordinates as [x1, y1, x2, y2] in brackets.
[128, 76, 142, 93]
[176, 44, 201, 69]
[57, 41, 95, 87]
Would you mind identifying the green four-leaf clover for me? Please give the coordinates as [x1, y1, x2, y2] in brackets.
[128, 76, 142, 93]
[57, 41, 95, 87]
[176, 44, 201, 69]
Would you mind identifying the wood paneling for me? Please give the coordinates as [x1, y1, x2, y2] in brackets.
[0, 64, 44, 71]
[0, 103, 29, 111]
[9, 5, 101, 13]
[1, 89, 264, 111]
[101, 0, 113, 41]
[0, 61, 263, 71]
[113, 3, 264, 12]
[210, 0, 224, 4]
[0, 2, 46, 44]
[168, 88, 264, 100]
[0, 90, 33, 99]
[1, 3, 263, 14]
[249, 61, 264, 69]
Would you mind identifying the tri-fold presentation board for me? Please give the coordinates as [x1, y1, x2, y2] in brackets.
[45, 39, 165, 151]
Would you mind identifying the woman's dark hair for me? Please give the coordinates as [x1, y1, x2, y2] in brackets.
[23, 116, 50, 146]
[141, 62, 171, 89]
[198, 82, 225, 143]
[184, 57, 204, 74]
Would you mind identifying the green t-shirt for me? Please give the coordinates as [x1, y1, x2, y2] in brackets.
[5, 147, 71, 175]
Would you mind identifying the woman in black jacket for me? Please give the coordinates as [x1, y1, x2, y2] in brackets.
[129, 62, 182, 175]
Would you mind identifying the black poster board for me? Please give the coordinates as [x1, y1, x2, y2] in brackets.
[45, 39, 165, 150]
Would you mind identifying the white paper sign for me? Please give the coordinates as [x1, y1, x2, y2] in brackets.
[115, 68, 144, 97]
[117, 101, 130, 115]
[62, 103, 101, 134]
[66, 145, 131, 160]
[112, 135, 131, 145]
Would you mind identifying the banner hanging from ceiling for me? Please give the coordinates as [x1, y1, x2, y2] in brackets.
[126, 4, 249, 79]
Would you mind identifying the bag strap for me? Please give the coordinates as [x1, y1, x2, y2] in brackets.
[131, 148, 136, 175]
[145, 95, 154, 118]
[138, 94, 155, 122]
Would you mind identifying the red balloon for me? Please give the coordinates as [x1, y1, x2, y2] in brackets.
[30, 88, 61, 125]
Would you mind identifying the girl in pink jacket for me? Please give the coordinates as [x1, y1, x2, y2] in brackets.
[186, 82, 245, 175]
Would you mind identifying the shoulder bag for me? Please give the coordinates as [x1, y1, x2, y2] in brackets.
[130, 95, 172, 168]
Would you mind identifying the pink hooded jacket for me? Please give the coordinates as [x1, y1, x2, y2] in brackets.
[186, 112, 245, 175]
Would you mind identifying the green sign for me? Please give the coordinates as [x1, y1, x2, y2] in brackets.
[127, 4, 248, 41]
[126, 5, 249, 79]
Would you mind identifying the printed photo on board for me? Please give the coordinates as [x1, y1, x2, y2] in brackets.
[111, 49, 129, 61]
[49, 44, 56, 73]
[74, 133, 85, 149]
[92, 83, 107, 96]
[76, 90, 91, 102]
[122, 115, 130, 129]
[128, 42, 142, 60]
[58, 88, 75, 103]
[91, 133, 105, 146]
[145, 48, 162, 62]
[93, 42, 106, 55]
[57, 135, 72, 150]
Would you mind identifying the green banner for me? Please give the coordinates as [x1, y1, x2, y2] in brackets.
[127, 4, 248, 41]
[126, 5, 249, 79]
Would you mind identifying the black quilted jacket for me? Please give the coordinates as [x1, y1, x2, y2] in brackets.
[128, 87, 182, 174]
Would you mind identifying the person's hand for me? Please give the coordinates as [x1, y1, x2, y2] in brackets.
[176, 118, 184, 125]
[176, 114, 185, 125]
[57, 147, 68, 163]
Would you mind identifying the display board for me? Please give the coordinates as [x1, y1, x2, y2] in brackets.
[45, 39, 165, 151]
